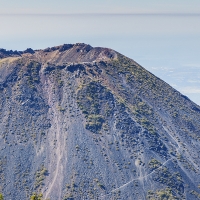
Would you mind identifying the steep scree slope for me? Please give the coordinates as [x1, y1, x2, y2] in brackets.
[0, 43, 200, 200]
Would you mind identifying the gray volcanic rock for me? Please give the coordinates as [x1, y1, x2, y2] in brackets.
[0, 43, 200, 200]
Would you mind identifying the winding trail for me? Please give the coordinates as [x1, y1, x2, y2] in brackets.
[99, 158, 173, 198]
[99, 125, 184, 198]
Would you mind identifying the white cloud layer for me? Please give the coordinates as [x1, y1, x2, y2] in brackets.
[180, 87, 200, 94]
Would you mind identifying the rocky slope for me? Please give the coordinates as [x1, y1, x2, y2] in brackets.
[0, 43, 200, 200]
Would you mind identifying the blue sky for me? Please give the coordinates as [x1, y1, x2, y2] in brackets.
[1, 0, 200, 14]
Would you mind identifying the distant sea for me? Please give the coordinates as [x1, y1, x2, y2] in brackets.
[0, 14, 200, 105]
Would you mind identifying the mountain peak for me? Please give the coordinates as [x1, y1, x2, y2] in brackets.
[0, 44, 200, 200]
[0, 43, 118, 64]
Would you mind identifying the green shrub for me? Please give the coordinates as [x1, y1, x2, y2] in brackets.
[0, 193, 3, 200]
[30, 193, 43, 200]
[148, 158, 161, 170]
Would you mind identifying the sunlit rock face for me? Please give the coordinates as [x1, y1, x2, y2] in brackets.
[0, 43, 200, 200]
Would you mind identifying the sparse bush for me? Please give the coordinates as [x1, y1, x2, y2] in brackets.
[30, 193, 43, 200]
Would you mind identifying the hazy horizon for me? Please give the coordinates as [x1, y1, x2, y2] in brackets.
[1, 0, 200, 15]
[0, 2, 200, 105]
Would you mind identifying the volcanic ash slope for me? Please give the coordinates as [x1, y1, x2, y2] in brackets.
[0, 43, 200, 200]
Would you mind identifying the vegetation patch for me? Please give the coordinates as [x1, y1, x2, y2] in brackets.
[34, 166, 48, 191]
[85, 115, 105, 133]
[147, 188, 180, 200]
[26, 61, 41, 89]
[77, 81, 114, 133]
[30, 193, 43, 200]
[153, 167, 184, 197]
[148, 158, 162, 170]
